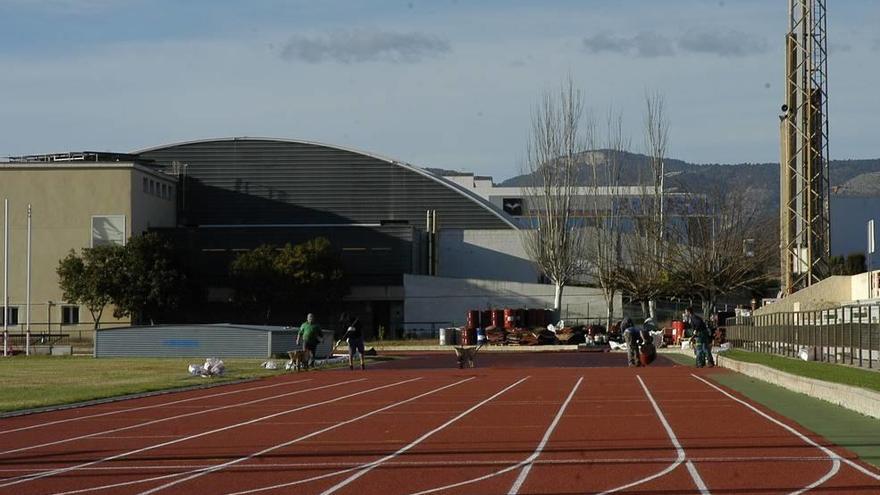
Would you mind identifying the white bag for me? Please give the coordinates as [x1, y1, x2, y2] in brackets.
[187, 364, 204, 376]
[261, 360, 278, 370]
[203, 357, 226, 376]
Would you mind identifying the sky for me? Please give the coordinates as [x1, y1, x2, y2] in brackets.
[0, 0, 878, 181]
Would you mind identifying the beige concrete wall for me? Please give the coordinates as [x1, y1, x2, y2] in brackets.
[130, 169, 177, 234]
[756, 270, 880, 315]
[0, 164, 175, 337]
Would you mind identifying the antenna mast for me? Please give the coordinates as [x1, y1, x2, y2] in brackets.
[780, 0, 830, 295]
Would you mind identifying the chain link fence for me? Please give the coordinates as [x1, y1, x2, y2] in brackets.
[725, 304, 880, 369]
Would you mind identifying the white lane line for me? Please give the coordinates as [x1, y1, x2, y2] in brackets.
[318, 377, 531, 495]
[131, 377, 478, 495]
[691, 374, 851, 493]
[0, 379, 312, 435]
[0, 377, 387, 490]
[595, 375, 694, 495]
[400, 377, 581, 495]
[0, 454, 842, 474]
[507, 377, 582, 494]
[686, 461, 710, 494]
[0, 378, 358, 456]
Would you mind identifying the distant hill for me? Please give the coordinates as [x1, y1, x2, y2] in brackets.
[498, 151, 880, 215]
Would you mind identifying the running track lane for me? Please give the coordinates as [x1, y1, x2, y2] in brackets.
[2, 365, 879, 494]
[130, 373, 533, 494]
[401, 368, 698, 495]
[0, 375, 427, 494]
[0, 376, 367, 480]
[634, 369, 880, 494]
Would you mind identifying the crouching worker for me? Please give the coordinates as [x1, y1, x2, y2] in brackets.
[296, 313, 323, 369]
[621, 318, 641, 367]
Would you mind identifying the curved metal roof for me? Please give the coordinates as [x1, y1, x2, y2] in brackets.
[134, 137, 517, 230]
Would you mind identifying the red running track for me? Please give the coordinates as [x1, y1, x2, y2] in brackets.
[0, 355, 879, 494]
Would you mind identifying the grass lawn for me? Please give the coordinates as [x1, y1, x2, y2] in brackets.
[0, 356, 284, 413]
[721, 349, 880, 393]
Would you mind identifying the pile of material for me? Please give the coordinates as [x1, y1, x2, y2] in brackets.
[556, 326, 586, 345]
[485, 325, 507, 345]
[188, 357, 225, 377]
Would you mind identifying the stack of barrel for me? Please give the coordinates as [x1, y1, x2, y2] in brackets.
[464, 308, 555, 346]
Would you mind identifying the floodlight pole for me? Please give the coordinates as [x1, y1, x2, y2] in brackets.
[3, 198, 7, 357]
[26, 204, 31, 356]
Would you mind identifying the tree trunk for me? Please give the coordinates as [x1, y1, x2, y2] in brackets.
[640, 300, 649, 320]
[648, 299, 657, 321]
[553, 282, 564, 319]
[604, 290, 615, 330]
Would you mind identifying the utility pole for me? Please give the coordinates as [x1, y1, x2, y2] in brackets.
[780, 0, 830, 295]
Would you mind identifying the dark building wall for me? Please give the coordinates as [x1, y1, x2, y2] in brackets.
[137, 138, 513, 230]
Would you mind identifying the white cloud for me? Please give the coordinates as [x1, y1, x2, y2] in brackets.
[678, 30, 768, 57]
[279, 30, 451, 64]
[583, 29, 767, 58]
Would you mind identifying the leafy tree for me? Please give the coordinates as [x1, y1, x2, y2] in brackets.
[230, 238, 347, 323]
[829, 253, 867, 276]
[277, 237, 346, 311]
[111, 233, 185, 324]
[56, 244, 123, 330]
[230, 244, 286, 322]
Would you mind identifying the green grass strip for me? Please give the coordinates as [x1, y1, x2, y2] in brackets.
[709, 373, 880, 468]
[0, 356, 286, 413]
[721, 349, 880, 393]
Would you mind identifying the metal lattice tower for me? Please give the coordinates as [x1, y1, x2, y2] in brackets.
[780, 0, 830, 295]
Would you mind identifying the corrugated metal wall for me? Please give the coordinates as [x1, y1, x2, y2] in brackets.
[95, 325, 339, 358]
[96, 324, 276, 358]
[138, 139, 511, 230]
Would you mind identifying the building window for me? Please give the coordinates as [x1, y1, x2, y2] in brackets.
[0, 307, 18, 326]
[168, 185, 174, 199]
[149, 180, 155, 195]
[143, 177, 148, 192]
[91, 215, 126, 247]
[161, 183, 167, 198]
[61, 306, 80, 325]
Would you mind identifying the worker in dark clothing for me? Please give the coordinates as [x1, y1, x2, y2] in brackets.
[621, 317, 641, 367]
[685, 307, 715, 367]
[344, 316, 365, 370]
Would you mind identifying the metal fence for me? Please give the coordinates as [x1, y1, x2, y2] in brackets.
[725, 304, 880, 369]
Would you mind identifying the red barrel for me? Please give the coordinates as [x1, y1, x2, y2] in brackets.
[460, 327, 477, 345]
[503, 308, 516, 329]
[466, 310, 480, 330]
[490, 309, 504, 328]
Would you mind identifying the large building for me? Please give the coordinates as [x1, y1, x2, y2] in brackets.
[1, 138, 617, 341]
[0, 152, 176, 335]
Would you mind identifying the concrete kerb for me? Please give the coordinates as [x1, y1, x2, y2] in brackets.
[661, 348, 880, 420]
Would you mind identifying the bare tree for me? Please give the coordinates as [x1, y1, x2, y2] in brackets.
[616, 91, 672, 320]
[520, 78, 589, 315]
[665, 187, 777, 315]
[585, 110, 628, 329]
[645, 90, 669, 240]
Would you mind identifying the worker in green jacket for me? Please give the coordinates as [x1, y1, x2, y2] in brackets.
[296, 313, 323, 369]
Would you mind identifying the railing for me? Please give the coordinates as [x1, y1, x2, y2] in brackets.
[2, 332, 71, 356]
[725, 304, 880, 369]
